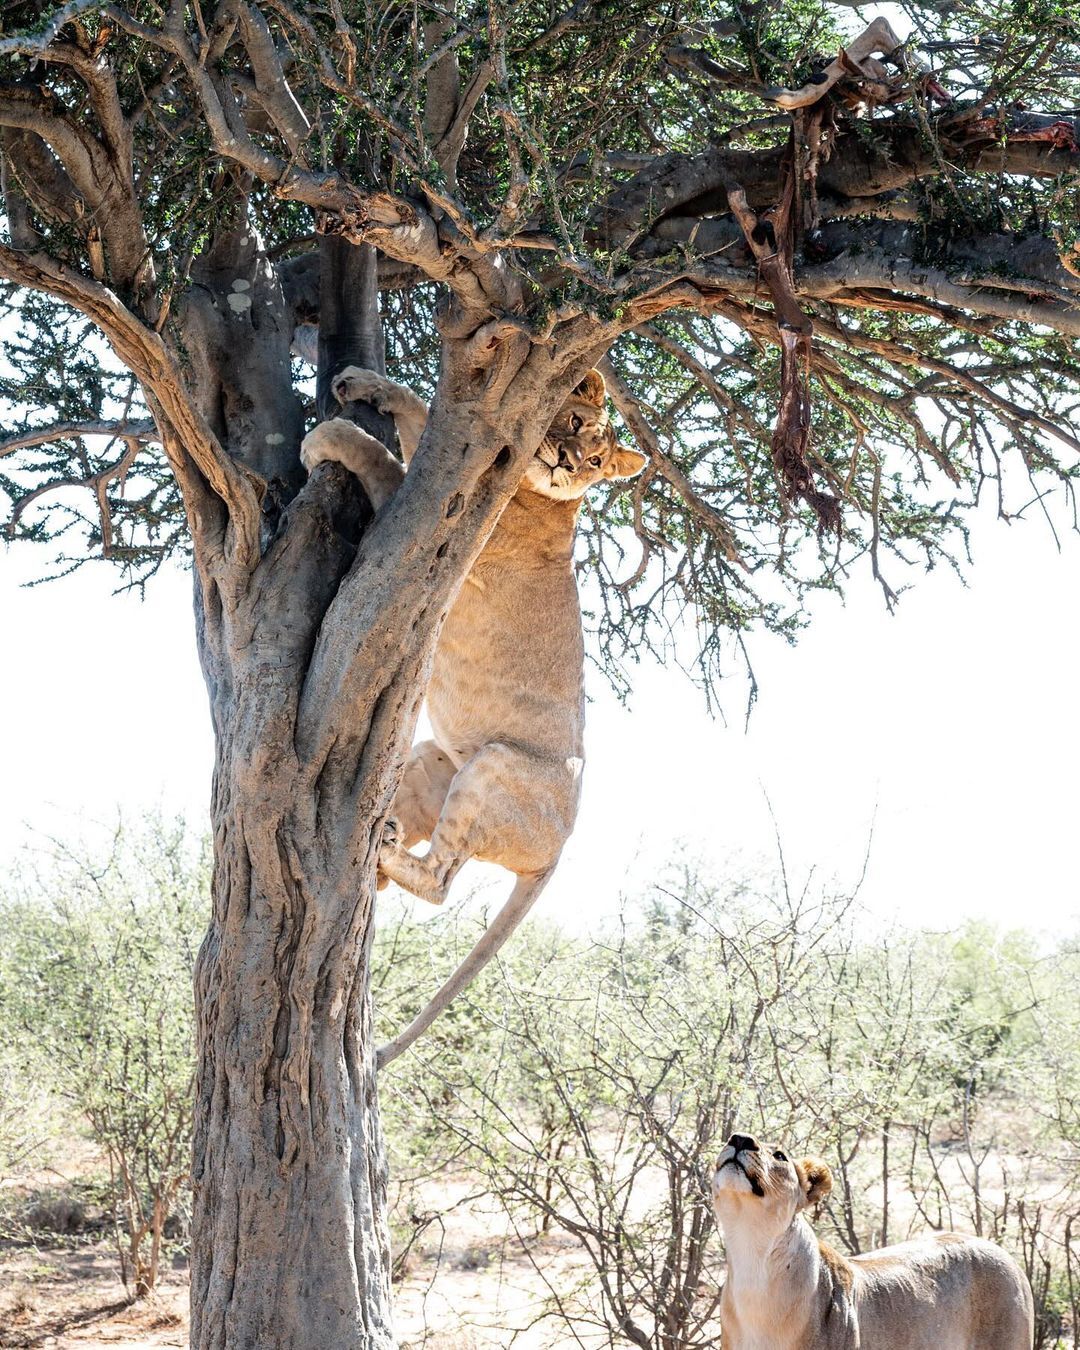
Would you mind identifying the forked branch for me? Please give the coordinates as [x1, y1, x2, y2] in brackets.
[0, 243, 262, 571]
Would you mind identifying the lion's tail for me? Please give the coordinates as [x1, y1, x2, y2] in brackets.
[376, 869, 554, 1069]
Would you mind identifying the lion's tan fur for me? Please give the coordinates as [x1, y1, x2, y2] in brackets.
[712, 1133, 1034, 1350]
[300, 367, 644, 1062]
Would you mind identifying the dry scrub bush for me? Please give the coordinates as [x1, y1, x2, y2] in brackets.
[377, 865, 1080, 1349]
[0, 818, 207, 1296]
[0, 1051, 52, 1185]
[2, 826, 1077, 1342]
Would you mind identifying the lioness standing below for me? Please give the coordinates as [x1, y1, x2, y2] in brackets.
[712, 1132, 1034, 1350]
[302, 368, 645, 1064]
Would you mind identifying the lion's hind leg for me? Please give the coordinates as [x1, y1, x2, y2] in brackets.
[379, 741, 572, 906]
[390, 740, 456, 850]
[372, 740, 455, 891]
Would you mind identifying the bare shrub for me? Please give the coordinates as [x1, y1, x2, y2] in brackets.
[379, 865, 1080, 1347]
[0, 817, 206, 1297]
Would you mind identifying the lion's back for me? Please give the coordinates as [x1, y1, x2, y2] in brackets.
[853, 1233, 1033, 1349]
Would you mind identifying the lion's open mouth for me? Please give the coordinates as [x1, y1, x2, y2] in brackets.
[720, 1155, 765, 1198]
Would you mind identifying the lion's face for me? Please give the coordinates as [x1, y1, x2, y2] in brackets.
[522, 370, 647, 501]
[712, 1133, 832, 1237]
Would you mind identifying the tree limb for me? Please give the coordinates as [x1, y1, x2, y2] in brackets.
[0, 418, 156, 458]
[0, 243, 262, 570]
[599, 356, 743, 566]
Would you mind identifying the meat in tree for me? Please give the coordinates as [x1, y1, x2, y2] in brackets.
[2, 1, 1079, 1345]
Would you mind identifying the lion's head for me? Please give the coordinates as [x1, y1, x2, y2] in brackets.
[712, 1132, 833, 1239]
[522, 369, 647, 501]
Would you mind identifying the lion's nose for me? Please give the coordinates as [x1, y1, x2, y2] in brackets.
[728, 1133, 759, 1154]
[556, 446, 579, 473]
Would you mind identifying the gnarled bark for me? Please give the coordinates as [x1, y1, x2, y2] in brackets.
[177, 226, 584, 1342]
[192, 695, 394, 1350]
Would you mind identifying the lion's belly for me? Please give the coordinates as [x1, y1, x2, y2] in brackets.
[426, 556, 586, 768]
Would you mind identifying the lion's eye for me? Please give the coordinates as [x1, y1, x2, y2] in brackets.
[588, 455, 602, 468]
[773, 1151, 788, 1163]
[569, 414, 583, 433]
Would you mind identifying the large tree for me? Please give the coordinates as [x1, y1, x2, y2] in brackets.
[2, 0, 1079, 1344]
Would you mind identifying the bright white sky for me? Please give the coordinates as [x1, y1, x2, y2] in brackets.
[3, 497, 1078, 938]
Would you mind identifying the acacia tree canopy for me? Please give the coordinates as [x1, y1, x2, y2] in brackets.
[3, 0, 1078, 689]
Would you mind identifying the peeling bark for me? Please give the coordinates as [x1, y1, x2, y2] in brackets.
[727, 131, 841, 532]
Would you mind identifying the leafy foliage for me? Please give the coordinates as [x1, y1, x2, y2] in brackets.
[2, 0, 1080, 690]
[0, 289, 181, 583]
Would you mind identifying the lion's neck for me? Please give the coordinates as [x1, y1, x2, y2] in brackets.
[480, 489, 581, 565]
[721, 1215, 825, 1348]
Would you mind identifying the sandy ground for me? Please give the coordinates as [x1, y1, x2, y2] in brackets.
[1, 1115, 1068, 1348]
[0, 1221, 645, 1349]
[0, 1170, 698, 1349]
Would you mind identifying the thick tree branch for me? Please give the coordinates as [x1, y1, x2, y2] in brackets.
[0, 45, 150, 299]
[0, 243, 261, 569]
[180, 221, 307, 493]
[421, 5, 463, 182]
[610, 210, 1080, 338]
[235, 3, 311, 154]
[596, 110, 1080, 251]
[798, 251, 1080, 337]
[0, 0, 113, 58]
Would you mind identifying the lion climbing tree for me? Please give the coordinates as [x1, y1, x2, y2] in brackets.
[2, 2, 1080, 1345]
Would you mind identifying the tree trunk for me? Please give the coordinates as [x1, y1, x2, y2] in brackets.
[184, 399, 538, 1343]
[176, 216, 575, 1348]
[188, 476, 401, 1345]
[190, 760, 393, 1348]
[186, 417, 449, 1340]
[183, 217, 402, 1347]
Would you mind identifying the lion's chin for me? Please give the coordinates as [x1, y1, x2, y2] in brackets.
[522, 457, 587, 501]
[714, 1158, 766, 1199]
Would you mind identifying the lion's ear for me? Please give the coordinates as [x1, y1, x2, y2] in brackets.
[573, 369, 607, 407]
[605, 445, 648, 480]
[798, 1158, 833, 1210]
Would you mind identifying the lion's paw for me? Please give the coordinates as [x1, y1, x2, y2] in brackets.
[334, 366, 396, 413]
[300, 423, 332, 474]
[381, 817, 403, 849]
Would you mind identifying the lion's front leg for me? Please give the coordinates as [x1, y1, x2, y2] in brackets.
[300, 418, 405, 509]
[333, 367, 429, 463]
